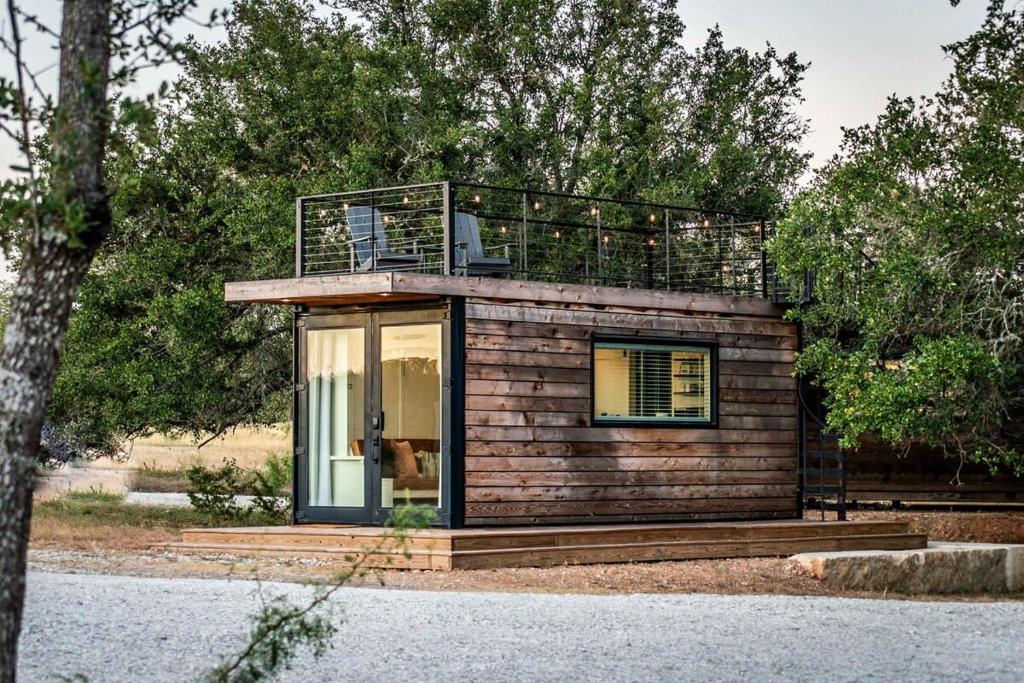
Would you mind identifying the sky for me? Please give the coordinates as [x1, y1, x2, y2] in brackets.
[0, 0, 993, 178]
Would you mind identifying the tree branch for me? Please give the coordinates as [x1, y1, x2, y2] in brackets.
[5, 0, 41, 235]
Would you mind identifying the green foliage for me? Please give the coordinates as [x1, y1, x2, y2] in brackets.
[250, 453, 292, 517]
[204, 593, 336, 683]
[206, 502, 434, 682]
[186, 456, 291, 521]
[186, 458, 249, 519]
[771, 0, 1023, 471]
[49, 0, 810, 449]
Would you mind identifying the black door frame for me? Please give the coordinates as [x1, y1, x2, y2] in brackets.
[293, 303, 454, 527]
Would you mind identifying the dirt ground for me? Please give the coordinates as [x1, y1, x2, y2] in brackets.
[28, 506, 1024, 600]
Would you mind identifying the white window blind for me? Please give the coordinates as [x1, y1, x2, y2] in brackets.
[593, 342, 712, 423]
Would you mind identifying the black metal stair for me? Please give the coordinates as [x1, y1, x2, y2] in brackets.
[799, 380, 847, 521]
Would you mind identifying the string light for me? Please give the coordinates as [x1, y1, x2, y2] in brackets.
[382, 215, 391, 223]
[755, 222, 763, 234]
[402, 195, 409, 204]
[318, 209, 327, 218]
[473, 194, 481, 203]
[603, 235, 610, 243]
[590, 207, 600, 216]
[342, 202, 350, 210]
[533, 201, 542, 210]
[703, 217, 710, 228]
[649, 213, 657, 223]
[500, 225, 507, 234]
[647, 237, 656, 246]
[554, 230, 561, 239]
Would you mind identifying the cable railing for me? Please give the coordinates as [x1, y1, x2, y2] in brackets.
[296, 181, 800, 300]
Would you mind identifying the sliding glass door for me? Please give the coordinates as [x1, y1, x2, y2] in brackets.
[306, 327, 366, 509]
[379, 322, 443, 510]
[295, 309, 449, 525]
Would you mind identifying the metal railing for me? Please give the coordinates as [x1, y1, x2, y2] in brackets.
[296, 181, 797, 299]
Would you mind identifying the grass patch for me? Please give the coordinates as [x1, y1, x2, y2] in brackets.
[128, 465, 191, 494]
[34, 490, 285, 533]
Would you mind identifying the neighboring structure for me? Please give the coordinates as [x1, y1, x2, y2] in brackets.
[226, 182, 807, 528]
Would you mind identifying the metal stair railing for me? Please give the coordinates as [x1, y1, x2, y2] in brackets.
[798, 379, 847, 521]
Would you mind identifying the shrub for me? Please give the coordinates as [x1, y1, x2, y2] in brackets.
[186, 455, 292, 521]
[185, 458, 247, 519]
[250, 453, 292, 518]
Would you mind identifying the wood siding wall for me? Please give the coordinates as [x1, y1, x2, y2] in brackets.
[461, 298, 800, 525]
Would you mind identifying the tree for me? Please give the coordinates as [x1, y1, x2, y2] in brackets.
[49, 0, 810, 457]
[770, 0, 1023, 473]
[0, 1, 213, 676]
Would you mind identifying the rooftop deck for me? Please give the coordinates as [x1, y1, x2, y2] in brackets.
[293, 182, 796, 301]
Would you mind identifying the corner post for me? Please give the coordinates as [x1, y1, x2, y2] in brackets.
[295, 197, 305, 277]
[759, 217, 768, 299]
[443, 181, 454, 275]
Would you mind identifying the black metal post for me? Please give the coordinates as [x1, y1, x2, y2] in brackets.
[758, 218, 768, 298]
[369, 191, 377, 272]
[442, 182, 454, 275]
[664, 210, 671, 291]
[644, 237, 654, 289]
[295, 197, 304, 277]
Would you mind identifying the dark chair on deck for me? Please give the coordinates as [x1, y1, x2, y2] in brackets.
[345, 205, 421, 272]
[454, 212, 512, 276]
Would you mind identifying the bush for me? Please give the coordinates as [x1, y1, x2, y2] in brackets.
[187, 455, 292, 521]
[186, 458, 247, 519]
[250, 453, 291, 518]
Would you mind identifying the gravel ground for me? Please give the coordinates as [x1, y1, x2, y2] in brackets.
[20, 571, 1024, 682]
[122, 492, 287, 508]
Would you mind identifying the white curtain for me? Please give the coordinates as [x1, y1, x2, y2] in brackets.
[307, 331, 350, 506]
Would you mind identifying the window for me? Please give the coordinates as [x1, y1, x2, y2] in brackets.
[592, 340, 715, 425]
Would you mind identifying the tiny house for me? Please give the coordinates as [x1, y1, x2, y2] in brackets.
[227, 182, 807, 529]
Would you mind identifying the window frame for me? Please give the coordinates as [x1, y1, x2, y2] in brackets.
[589, 335, 718, 428]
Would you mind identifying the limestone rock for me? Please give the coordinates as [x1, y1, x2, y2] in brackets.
[790, 542, 1024, 595]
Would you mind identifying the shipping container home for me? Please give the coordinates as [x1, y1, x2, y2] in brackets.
[185, 182, 927, 567]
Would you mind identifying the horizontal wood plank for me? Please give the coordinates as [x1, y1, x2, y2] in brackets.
[464, 455, 797, 471]
[466, 426, 798, 444]
[465, 484, 795, 503]
[465, 470, 794, 487]
[464, 442, 796, 458]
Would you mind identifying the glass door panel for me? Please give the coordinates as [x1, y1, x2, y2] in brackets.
[306, 328, 366, 508]
[379, 323, 442, 509]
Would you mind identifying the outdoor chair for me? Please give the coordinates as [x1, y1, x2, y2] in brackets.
[453, 212, 512, 276]
[344, 205, 421, 272]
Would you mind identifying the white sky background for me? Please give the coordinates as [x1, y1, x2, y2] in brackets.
[0, 1, 993, 182]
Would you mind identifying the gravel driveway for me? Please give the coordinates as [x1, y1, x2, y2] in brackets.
[19, 571, 1024, 682]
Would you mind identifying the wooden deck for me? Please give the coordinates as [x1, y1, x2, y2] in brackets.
[162, 520, 926, 570]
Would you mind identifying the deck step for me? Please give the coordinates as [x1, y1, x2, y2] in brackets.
[159, 521, 927, 571]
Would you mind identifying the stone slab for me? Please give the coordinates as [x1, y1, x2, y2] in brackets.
[790, 542, 1024, 594]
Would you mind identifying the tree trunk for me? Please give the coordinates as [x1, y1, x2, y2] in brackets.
[0, 1, 111, 680]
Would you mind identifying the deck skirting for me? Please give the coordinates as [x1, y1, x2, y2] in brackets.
[161, 520, 926, 571]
